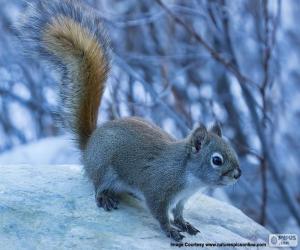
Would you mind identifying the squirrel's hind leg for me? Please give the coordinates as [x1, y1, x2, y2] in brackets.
[93, 166, 121, 211]
[96, 189, 119, 211]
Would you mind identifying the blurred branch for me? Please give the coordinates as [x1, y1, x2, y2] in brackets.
[259, 158, 268, 225]
[222, 0, 300, 227]
[156, 0, 257, 87]
[0, 87, 49, 114]
[113, 53, 190, 134]
[260, 0, 279, 126]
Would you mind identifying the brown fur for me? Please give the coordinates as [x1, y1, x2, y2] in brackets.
[43, 16, 109, 149]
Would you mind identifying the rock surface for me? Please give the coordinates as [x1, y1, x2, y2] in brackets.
[0, 165, 271, 250]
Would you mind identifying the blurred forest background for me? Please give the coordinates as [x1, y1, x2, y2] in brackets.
[0, 0, 299, 234]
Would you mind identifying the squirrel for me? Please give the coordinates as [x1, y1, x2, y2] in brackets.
[18, 0, 241, 242]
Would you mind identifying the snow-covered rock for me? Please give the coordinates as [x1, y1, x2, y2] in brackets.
[0, 164, 271, 250]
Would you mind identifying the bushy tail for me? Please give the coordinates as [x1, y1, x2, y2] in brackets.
[18, 0, 110, 150]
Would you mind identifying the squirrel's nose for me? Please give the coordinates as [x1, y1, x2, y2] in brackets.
[233, 168, 241, 179]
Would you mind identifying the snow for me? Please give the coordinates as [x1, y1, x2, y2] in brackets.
[0, 136, 80, 165]
[0, 164, 272, 250]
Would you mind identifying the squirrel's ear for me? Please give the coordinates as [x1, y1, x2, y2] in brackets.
[210, 122, 222, 137]
[190, 124, 207, 152]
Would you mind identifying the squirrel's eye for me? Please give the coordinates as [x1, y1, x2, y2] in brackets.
[211, 152, 223, 168]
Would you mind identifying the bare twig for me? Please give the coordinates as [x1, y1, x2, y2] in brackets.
[260, 158, 268, 225]
[113, 53, 190, 134]
[156, 0, 257, 87]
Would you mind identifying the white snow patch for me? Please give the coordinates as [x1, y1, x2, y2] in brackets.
[0, 136, 80, 165]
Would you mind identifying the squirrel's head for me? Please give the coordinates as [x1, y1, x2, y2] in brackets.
[187, 123, 241, 187]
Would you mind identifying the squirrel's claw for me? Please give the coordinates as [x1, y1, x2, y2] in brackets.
[167, 227, 185, 242]
[173, 219, 200, 236]
[186, 224, 200, 235]
[96, 191, 119, 211]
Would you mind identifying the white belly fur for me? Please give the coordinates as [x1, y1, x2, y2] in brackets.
[169, 172, 207, 212]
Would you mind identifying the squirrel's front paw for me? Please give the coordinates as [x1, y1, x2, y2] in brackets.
[166, 227, 185, 242]
[173, 219, 200, 236]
